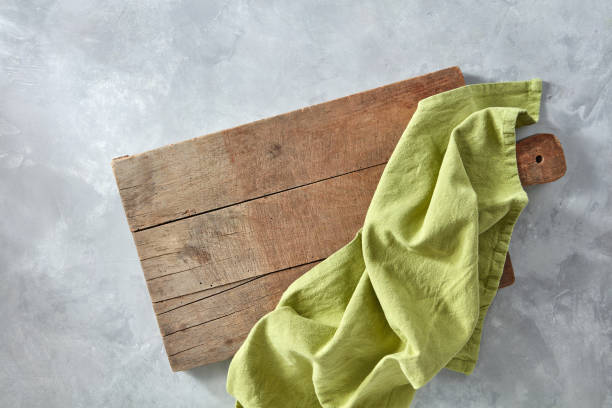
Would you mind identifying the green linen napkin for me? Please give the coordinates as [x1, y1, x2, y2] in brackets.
[226, 79, 542, 407]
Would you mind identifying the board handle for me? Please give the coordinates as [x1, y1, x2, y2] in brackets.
[500, 133, 566, 288]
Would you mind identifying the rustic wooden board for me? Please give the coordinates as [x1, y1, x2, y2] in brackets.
[112, 67, 566, 371]
[112, 67, 467, 370]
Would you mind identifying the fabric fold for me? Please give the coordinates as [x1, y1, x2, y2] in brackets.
[227, 79, 542, 408]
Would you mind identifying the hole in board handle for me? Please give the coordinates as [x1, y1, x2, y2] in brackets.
[535, 155, 543, 163]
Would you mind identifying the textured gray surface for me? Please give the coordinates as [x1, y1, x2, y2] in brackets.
[1, 0, 610, 407]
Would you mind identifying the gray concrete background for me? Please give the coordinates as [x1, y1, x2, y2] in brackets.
[1, 0, 610, 407]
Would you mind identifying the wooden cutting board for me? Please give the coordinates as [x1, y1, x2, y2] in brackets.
[112, 67, 565, 371]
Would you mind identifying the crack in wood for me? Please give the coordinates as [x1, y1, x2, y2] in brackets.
[163, 291, 281, 338]
[132, 161, 387, 233]
[155, 277, 258, 315]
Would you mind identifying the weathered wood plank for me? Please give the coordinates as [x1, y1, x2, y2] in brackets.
[139, 165, 384, 302]
[152, 277, 255, 315]
[112, 67, 465, 232]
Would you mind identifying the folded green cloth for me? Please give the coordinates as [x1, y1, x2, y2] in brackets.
[227, 79, 542, 407]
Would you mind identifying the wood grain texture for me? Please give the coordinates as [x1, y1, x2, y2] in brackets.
[112, 67, 465, 232]
[138, 165, 383, 302]
[152, 277, 255, 315]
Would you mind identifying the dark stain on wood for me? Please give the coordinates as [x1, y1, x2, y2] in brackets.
[268, 143, 282, 159]
[183, 244, 211, 265]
